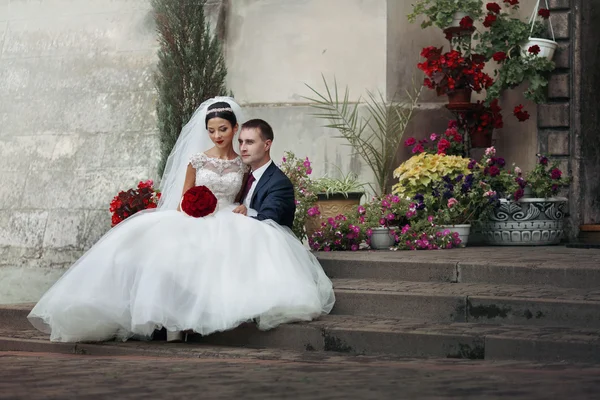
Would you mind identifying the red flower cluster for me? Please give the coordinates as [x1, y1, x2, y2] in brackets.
[459, 16, 474, 29]
[486, 2, 501, 14]
[404, 121, 464, 156]
[483, 13, 497, 27]
[513, 104, 530, 122]
[528, 45, 541, 55]
[460, 99, 504, 139]
[109, 180, 160, 226]
[538, 8, 550, 19]
[503, 0, 519, 5]
[180, 185, 218, 218]
[418, 47, 493, 95]
[492, 51, 507, 62]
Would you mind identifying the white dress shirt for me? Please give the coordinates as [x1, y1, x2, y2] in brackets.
[243, 159, 273, 211]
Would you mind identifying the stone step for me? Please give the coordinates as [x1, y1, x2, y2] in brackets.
[2, 307, 599, 363]
[193, 315, 600, 363]
[331, 279, 600, 329]
[317, 247, 600, 288]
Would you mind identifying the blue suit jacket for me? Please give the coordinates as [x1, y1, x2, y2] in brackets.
[249, 162, 296, 230]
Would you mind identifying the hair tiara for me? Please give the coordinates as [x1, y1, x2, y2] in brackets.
[207, 107, 233, 115]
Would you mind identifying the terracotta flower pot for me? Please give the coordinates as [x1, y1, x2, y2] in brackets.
[446, 88, 472, 104]
[469, 130, 493, 148]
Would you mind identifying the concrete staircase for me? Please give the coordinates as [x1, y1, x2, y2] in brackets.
[2, 247, 600, 362]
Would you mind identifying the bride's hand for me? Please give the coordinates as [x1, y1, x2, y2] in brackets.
[232, 204, 248, 216]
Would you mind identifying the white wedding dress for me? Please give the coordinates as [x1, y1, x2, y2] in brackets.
[28, 153, 335, 342]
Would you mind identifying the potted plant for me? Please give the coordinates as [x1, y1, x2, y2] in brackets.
[520, 2, 558, 60]
[418, 46, 494, 105]
[482, 154, 570, 246]
[308, 212, 366, 252]
[304, 75, 421, 196]
[474, 1, 556, 104]
[403, 120, 465, 157]
[407, 0, 484, 30]
[362, 194, 409, 250]
[392, 152, 471, 199]
[305, 169, 366, 238]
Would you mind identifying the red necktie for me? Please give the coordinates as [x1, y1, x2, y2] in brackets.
[241, 173, 255, 203]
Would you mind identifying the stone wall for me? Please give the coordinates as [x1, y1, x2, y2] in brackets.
[0, 0, 579, 303]
[0, 0, 160, 302]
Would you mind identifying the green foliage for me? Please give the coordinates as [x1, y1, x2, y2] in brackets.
[525, 155, 570, 198]
[486, 54, 555, 104]
[304, 75, 421, 196]
[279, 151, 318, 241]
[152, 0, 228, 174]
[474, 17, 530, 59]
[407, 0, 484, 30]
[314, 164, 366, 198]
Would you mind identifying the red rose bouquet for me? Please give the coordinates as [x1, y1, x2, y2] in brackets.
[109, 180, 160, 226]
[180, 186, 218, 218]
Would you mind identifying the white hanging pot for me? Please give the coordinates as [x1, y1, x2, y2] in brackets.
[450, 11, 468, 28]
[521, 38, 558, 60]
[521, 0, 557, 60]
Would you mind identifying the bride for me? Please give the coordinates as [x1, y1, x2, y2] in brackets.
[28, 97, 335, 343]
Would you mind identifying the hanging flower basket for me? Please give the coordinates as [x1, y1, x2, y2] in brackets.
[520, 0, 558, 60]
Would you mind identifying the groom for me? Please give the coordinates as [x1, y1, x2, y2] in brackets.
[233, 119, 296, 229]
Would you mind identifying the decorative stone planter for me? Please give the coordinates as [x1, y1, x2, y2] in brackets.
[480, 197, 567, 246]
[369, 227, 396, 250]
[437, 224, 471, 246]
[305, 192, 364, 238]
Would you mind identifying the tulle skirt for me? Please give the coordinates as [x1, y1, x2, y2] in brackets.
[27, 207, 335, 342]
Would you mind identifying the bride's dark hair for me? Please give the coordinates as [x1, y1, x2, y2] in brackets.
[205, 101, 237, 128]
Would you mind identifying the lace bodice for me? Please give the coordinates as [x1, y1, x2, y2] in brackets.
[189, 153, 247, 208]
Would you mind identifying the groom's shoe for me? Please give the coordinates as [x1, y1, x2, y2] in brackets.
[166, 330, 184, 342]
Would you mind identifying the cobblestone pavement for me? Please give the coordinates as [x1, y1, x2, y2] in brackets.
[1, 350, 599, 399]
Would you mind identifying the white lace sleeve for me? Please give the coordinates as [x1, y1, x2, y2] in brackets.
[189, 153, 205, 170]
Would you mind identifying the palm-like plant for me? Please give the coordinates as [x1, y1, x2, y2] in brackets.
[304, 75, 421, 196]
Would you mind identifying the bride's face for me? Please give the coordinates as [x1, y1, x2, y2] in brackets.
[207, 117, 238, 148]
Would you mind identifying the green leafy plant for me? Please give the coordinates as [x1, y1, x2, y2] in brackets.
[392, 152, 471, 198]
[407, 0, 484, 30]
[152, 0, 228, 174]
[473, 2, 556, 104]
[279, 151, 318, 241]
[304, 75, 421, 196]
[524, 154, 570, 198]
[314, 164, 366, 198]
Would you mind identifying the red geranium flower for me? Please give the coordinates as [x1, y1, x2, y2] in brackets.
[504, 0, 519, 5]
[488, 166, 501, 177]
[404, 137, 416, 147]
[180, 185, 218, 218]
[459, 16, 474, 29]
[483, 13, 497, 27]
[492, 51, 507, 62]
[513, 104, 530, 121]
[538, 8, 550, 19]
[551, 168, 562, 180]
[437, 139, 451, 154]
[528, 45, 541, 55]
[486, 2, 501, 14]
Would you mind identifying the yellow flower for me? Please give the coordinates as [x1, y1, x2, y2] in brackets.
[392, 153, 470, 197]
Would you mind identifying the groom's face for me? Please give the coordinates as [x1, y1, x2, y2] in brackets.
[239, 128, 271, 168]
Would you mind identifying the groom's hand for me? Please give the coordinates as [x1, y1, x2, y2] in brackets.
[232, 204, 248, 216]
